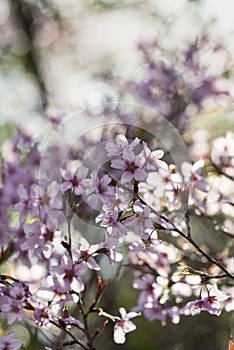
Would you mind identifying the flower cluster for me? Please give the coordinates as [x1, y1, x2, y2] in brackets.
[0, 125, 233, 350]
[105, 36, 233, 132]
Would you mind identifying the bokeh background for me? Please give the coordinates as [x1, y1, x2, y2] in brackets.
[0, 1, 234, 349]
[1, 0, 234, 130]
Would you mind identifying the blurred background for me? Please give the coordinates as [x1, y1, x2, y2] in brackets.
[1, 0, 234, 132]
[0, 1, 234, 349]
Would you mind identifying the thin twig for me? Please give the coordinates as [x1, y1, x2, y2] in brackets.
[185, 211, 191, 238]
[211, 160, 234, 182]
[49, 320, 89, 350]
[137, 195, 234, 281]
[77, 297, 95, 350]
[67, 217, 72, 258]
[168, 225, 234, 281]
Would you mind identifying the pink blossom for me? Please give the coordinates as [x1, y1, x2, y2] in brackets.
[96, 211, 127, 237]
[12, 184, 37, 223]
[183, 285, 229, 316]
[0, 282, 33, 325]
[105, 135, 140, 157]
[61, 314, 84, 329]
[34, 307, 52, 326]
[1, 298, 24, 325]
[142, 167, 183, 211]
[142, 141, 168, 171]
[30, 181, 63, 220]
[133, 274, 167, 323]
[0, 333, 22, 350]
[134, 274, 162, 303]
[139, 300, 167, 323]
[184, 296, 221, 316]
[60, 166, 90, 195]
[111, 149, 146, 183]
[181, 160, 209, 193]
[113, 307, 140, 344]
[211, 131, 234, 177]
[91, 172, 115, 203]
[20, 220, 62, 261]
[95, 235, 123, 264]
[51, 255, 86, 293]
[124, 199, 154, 236]
[73, 237, 101, 271]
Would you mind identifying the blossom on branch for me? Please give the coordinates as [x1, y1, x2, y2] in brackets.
[113, 307, 140, 344]
[60, 166, 90, 195]
[142, 141, 168, 171]
[111, 149, 146, 184]
[183, 285, 229, 316]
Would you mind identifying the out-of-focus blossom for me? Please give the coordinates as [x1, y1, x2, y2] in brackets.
[211, 132, 234, 177]
[181, 160, 209, 193]
[129, 37, 232, 131]
[0, 333, 22, 350]
[12, 184, 37, 223]
[34, 306, 52, 327]
[106, 135, 140, 157]
[20, 220, 63, 261]
[61, 313, 84, 329]
[0, 282, 32, 325]
[30, 181, 63, 220]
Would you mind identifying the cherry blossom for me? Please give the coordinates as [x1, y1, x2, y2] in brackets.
[50, 255, 86, 293]
[113, 307, 140, 344]
[142, 141, 168, 171]
[0, 124, 234, 350]
[181, 160, 209, 193]
[111, 148, 146, 183]
[183, 285, 229, 316]
[60, 166, 90, 195]
[34, 306, 52, 326]
[124, 199, 154, 236]
[211, 131, 234, 177]
[0, 333, 22, 350]
[12, 184, 37, 223]
[0, 282, 33, 325]
[96, 211, 128, 237]
[105, 135, 140, 157]
[96, 237, 123, 264]
[73, 237, 101, 271]
[90, 172, 115, 204]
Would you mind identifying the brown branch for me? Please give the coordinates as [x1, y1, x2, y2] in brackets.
[49, 320, 89, 350]
[138, 195, 234, 281]
[0, 244, 14, 264]
[77, 297, 96, 350]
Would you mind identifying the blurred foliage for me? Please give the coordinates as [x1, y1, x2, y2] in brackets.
[0, 123, 15, 146]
